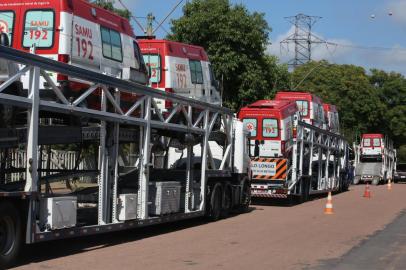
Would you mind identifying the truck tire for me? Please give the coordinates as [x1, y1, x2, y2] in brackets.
[207, 183, 222, 221]
[298, 177, 310, 203]
[372, 177, 380, 185]
[0, 201, 23, 268]
[221, 183, 233, 217]
[353, 176, 360, 185]
[239, 178, 251, 212]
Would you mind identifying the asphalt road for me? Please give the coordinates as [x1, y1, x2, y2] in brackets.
[314, 210, 406, 270]
[12, 184, 406, 270]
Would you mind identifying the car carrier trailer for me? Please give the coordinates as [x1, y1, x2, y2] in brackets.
[0, 44, 251, 267]
[353, 135, 396, 185]
[249, 116, 351, 201]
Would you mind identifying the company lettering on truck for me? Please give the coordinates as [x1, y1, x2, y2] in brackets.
[251, 161, 276, 175]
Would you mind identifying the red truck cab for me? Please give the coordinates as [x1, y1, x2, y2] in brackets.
[238, 99, 298, 158]
[275, 91, 325, 129]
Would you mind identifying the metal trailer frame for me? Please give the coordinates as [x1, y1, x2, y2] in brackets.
[0, 45, 239, 244]
[251, 115, 350, 198]
[353, 137, 396, 184]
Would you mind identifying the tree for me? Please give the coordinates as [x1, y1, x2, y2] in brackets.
[291, 61, 386, 143]
[168, 0, 289, 109]
[370, 69, 406, 146]
[94, 0, 131, 19]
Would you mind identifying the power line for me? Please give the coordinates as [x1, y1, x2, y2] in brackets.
[325, 41, 406, 52]
[152, 0, 184, 35]
[116, 0, 146, 33]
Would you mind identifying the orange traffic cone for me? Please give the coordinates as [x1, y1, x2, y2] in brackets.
[387, 179, 392, 190]
[363, 183, 371, 198]
[324, 191, 334, 215]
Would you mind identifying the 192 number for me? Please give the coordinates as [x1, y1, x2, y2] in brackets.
[76, 37, 94, 60]
[29, 29, 48, 40]
[177, 73, 187, 88]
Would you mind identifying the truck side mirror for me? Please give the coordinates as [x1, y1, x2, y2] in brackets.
[0, 33, 10, 47]
[254, 140, 260, 157]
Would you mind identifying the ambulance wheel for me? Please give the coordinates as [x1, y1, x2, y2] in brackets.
[372, 177, 380, 185]
[0, 201, 23, 269]
[207, 183, 222, 221]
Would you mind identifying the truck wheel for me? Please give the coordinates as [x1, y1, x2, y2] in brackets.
[239, 179, 251, 212]
[372, 177, 380, 185]
[221, 184, 233, 217]
[207, 184, 222, 221]
[0, 201, 23, 268]
[298, 177, 310, 203]
[353, 176, 360, 185]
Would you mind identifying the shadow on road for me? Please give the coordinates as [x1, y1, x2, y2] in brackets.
[251, 191, 340, 207]
[14, 208, 256, 268]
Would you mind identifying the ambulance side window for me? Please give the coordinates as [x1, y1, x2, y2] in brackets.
[262, 118, 278, 138]
[0, 11, 15, 45]
[189, 60, 203, 84]
[143, 54, 161, 83]
[23, 9, 55, 48]
[133, 41, 142, 66]
[296, 100, 309, 117]
[243, 118, 257, 137]
[133, 41, 147, 72]
[101, 26, 122, 62]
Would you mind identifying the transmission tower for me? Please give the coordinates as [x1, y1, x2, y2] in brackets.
[280, 14, 325, 69]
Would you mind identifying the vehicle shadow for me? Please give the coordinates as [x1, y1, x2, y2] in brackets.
[13, 208, 255, 268]
[251, 191, 343, 207]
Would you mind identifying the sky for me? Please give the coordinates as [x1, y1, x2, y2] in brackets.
[117, 0, 406, 74]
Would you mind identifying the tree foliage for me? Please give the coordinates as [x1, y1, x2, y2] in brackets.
[168, 0, 289, 109]
[291, 61, 406, 160]
[94, 0, 131, 19]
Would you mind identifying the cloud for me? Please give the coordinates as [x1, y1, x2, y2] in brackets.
[268, 27, 406, 75]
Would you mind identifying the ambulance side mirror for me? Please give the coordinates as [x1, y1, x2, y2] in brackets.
[0, 33, 10, 47]
[212, 79, 219, 89]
